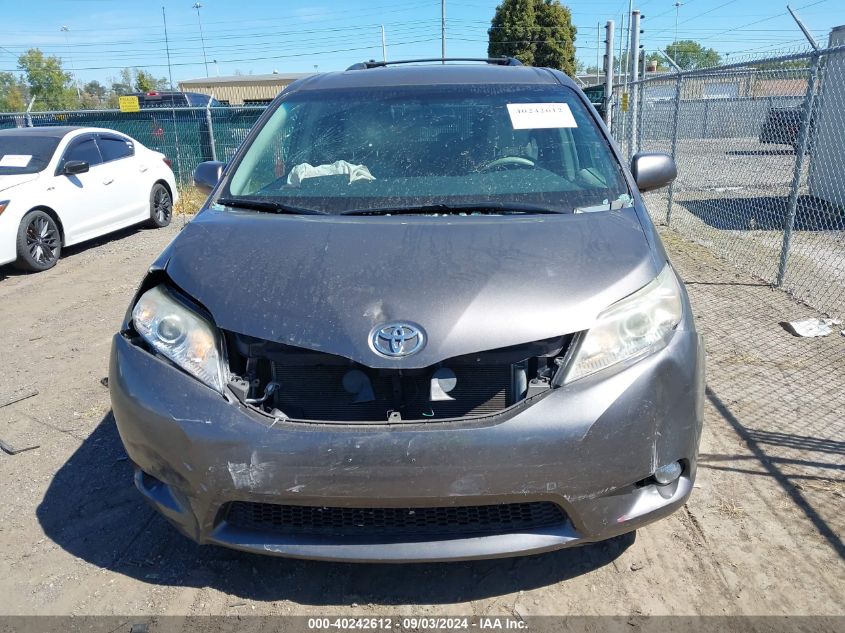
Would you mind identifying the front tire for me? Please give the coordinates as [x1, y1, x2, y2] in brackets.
[148, 183, 172, 228]
[14, 210, 61, 272]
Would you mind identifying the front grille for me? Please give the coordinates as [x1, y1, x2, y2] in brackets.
[223, 501, 566, 537]
[271, 364, 511, 422]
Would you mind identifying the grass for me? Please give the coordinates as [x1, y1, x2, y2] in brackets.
[174, 185, 208, 216]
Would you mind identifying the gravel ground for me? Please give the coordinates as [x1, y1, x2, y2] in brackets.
[0, 215, 842, 622]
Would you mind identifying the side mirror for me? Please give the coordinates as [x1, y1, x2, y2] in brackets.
[631, 152, 677, 193]
[193, 161, 225, 194]
[63, 160, 89, 175]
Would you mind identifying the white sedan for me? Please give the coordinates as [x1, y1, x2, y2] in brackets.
[0, 126, 179, 272]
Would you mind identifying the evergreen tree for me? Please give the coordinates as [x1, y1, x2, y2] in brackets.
[488, 0, 577, 76]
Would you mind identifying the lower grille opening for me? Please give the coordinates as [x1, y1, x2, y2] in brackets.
[222, 501, 567, 538]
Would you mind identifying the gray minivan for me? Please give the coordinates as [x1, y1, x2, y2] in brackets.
[110, 58, 703, 562]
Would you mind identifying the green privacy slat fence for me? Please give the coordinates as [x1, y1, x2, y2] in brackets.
[0, 106, 267, 184]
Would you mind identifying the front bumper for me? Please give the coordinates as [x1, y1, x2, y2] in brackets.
[110, 327, 704, 562]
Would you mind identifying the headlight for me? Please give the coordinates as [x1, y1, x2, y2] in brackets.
[0, 200, 10, 216]
[132, 285, 226, 392]
[564, 264, 682, 383]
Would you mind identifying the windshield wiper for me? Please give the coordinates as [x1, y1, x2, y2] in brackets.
[342, 203, 565, 216]
[216, 197, 328, 215]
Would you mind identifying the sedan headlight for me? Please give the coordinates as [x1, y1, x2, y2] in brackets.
[132, 285, 226, 392]
[564, 264, 682, 383]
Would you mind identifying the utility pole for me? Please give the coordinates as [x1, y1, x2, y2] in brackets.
[604, 20, 615, 130]
[381, 25, 387, 62]
[162, 6, 175, 91]
[441, 0, 446, 63]
[596, 23, 601, 85]
[673, 2, 682, 58]
[628, 9, 641, 155]
[192, 3, 209, 77]
[161, 5, 182, 187]
[618, 12, 625, 82]
[617, 12, 626, 139]
[60, 27, 81, 104]
[623, 0, 633, 93]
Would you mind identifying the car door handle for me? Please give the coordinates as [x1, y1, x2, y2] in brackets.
[139, 165, 148, 172]
[103, 177, 114, 185]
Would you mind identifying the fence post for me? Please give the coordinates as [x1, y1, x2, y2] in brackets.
[665, 74, 684, 226]
[776, 51, 821, 287]
[25, 97, 35, 128]
[637, 78, 645, 154]
[205, 101, 217, 162]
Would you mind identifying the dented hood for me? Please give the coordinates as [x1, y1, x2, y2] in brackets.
[163, 207, 660, 369]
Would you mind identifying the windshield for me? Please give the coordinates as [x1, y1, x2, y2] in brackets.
[0, 136, 60, 175]
[221, 83, 630, 215]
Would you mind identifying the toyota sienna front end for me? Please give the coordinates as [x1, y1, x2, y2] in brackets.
[110, 59, 704, 562]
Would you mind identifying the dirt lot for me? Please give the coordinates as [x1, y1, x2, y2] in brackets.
[0, 217, 842, 621]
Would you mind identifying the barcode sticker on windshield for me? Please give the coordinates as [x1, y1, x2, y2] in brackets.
[507, 103, 577, 129]
[0, 154, 32, 167]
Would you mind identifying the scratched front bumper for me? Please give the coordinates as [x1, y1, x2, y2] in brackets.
[109, 325, 703, 563]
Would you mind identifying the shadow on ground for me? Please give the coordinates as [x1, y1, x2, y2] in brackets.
[0, 226, 147, 282]
[699, 388, 845, 561]
[36, 412, 633, 604]
[679, 195, 844, 231]
[678, 248, 845, 563]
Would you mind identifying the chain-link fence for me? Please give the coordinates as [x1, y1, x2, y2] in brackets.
[608, 46, 845, 557]
[609, 45, 845, 320]
[0, 105, 266, 185]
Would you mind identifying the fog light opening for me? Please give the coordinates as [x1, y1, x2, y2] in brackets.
[653, 460, 683, 485]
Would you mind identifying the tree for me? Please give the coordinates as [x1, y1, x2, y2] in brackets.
[133, 69, 168, 92]
[665, 40, 721, 70]
[83, 80, 107, 99]
[17, 48, 76, 110]
[108, 69, 134, 98]
[488, 0, 577, 76]
[0, 72, 28, 112]
[534, 1, 576, 74]
[752, 58, 810, 71]
[110, 68, 168, 96]
[79, 80, 108, 109]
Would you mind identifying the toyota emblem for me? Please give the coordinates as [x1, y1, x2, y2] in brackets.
[370, 322, 426, 358]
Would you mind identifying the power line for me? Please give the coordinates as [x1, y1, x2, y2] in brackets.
[0, 36, 443, 72]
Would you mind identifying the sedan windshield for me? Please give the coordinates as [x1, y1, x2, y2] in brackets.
[221, 83, 630, 215]
[0, 136, 60, 175]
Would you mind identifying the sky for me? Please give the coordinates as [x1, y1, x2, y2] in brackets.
[0, 0, 842, 86]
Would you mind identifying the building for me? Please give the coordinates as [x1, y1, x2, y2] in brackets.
[809, 24, 845, 205]
[177, 72, 313, 105]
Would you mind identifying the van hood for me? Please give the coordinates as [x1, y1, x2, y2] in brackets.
[162, 207, 660, 368]
[0, 173, 39, 192]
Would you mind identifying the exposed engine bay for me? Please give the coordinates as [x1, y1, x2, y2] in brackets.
[225, 333, 574, 424]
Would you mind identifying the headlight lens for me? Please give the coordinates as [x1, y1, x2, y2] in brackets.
[132, 285, 226, 392]
[564, 264, 682, 383]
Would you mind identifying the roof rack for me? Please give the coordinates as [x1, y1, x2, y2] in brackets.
[346, 57, 523, 71]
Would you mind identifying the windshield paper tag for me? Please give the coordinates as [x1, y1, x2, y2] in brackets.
[507, 103, 577, 129]
[0, 154, 32, 167]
